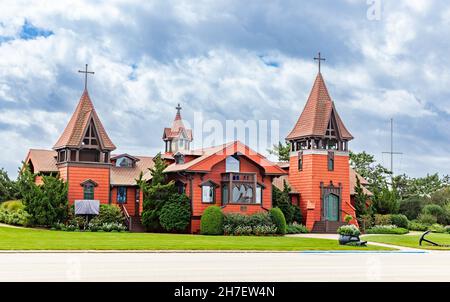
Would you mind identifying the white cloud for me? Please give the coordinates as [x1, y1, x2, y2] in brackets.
[349, 89, 434, 118]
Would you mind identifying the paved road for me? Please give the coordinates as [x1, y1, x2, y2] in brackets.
[1, 251, 450, 282]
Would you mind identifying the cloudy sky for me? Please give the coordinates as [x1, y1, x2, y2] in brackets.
[1, 0, 449, 178]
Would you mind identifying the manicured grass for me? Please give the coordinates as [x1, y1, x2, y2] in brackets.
[362, 233, 450, 250]
[0, 226, 392, 251]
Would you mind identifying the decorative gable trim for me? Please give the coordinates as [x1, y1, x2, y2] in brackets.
[80, 179, 98, 187]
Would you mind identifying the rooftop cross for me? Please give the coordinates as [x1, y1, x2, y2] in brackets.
[176, 103, 182, 114]
[78, 64, 95, 90]
[314, 52, 326, 73]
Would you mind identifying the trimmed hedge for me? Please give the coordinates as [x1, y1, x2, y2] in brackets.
[223, 212, 277, 236]
[269, 207, 286, 235]
[200, 206, 224, 235]
[286, 223, 309, 234]
[365, 225, 409, 235]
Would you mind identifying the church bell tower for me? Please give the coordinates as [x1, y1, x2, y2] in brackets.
[286, 54, 356, 231]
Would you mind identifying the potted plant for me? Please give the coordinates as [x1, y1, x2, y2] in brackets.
[337, 225, 363, 245]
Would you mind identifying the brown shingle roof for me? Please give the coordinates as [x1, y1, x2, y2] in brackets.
[286, 73, 353, 140]
[111, 156, 155, 186]
[53, 90, 116, 150]
[349, 168, 373, 196]
[24, 149, 58, 173]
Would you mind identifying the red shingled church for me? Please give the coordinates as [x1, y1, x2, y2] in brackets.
[24, 61, 370, 233]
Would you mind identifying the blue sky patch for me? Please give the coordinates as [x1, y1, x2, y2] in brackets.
[19, 20, 53, 40]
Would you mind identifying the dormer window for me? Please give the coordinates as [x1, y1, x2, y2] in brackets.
[116, 157, 134, 167]
[174, 153, 185, 165]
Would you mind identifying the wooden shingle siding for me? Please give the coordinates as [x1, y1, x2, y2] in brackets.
[288, 153, 354, 230]
[63, 166, 111, 205]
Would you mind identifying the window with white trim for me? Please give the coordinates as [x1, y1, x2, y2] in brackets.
[202, 184, 214, 203]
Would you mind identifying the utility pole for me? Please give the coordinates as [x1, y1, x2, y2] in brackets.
[382, 118, 403, 184]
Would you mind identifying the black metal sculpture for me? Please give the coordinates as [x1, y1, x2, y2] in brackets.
[419, 230, 450, 247]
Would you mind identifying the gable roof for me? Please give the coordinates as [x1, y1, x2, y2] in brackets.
[111, 156, 155, 186]
[53, 90, 116, 150]
[164, 141, 286, 175]
[286, 73, 353, 141]
[24, 149, 58, 173]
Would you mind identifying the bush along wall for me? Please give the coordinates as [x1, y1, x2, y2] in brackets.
[0, 200, 30, 226]
[200, 206, 224, 235]
[52, 204, 127, 232]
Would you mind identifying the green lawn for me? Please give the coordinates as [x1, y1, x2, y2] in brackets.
[362, 233, 450, 250]
[0, 226, 392, 251]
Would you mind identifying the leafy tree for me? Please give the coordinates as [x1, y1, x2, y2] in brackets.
[272, 181, 301, 224]
[140, 153, 178, 231]
[422, 204, 448, 225]
[353, 176, 372, 218]
[0, 168, 19, 202]
[20, 173, 68, 226]
[399, 196, 426, 220]
[349, 151, 392, 190]
[267, 142, 290, 162]
[428, 187, 450, 207]
[371, 186, 399, 215]
[394, 173, 450, 199]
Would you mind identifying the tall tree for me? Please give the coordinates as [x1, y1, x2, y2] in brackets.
[267, 142, 290, 162]
[0, 168, 18, 202]
[140, 153, 177, 231]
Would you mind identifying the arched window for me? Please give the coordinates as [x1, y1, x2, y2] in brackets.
[201, 180, 217, 204]
[83, 183, 95, 200]
[225, 156, 240, 173]
[81, 179, 97, 200]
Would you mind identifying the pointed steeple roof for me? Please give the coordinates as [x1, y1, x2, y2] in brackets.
[286, 73, 353, 141]
[53, 90, 116, 150]
[163, 104, 193, 141]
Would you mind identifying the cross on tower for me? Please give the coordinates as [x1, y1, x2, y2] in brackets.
[78, 64, 95, 90]
[176, 103, 182, 113]
[314, 52, 326, 73]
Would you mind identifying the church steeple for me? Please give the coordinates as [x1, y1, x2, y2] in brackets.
[162, 103, 193, 153]
[286, 71, 353, 152]
[53, 89, 116, 164]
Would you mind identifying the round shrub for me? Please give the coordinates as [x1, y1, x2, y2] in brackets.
[399, 197, 425, 220]
[429, 223, 446, 233]
[1, 200, 24, 212]
[445, 226, 450, 234]
[374, 214, 392, 226]
[269, 207, 286, 235]
[408, 220, 429, 231]
[418, 213, 437, 225]
[159, 195, 191, 232]
[390, 214, 409, 229]
[200, 206, 224, 235]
